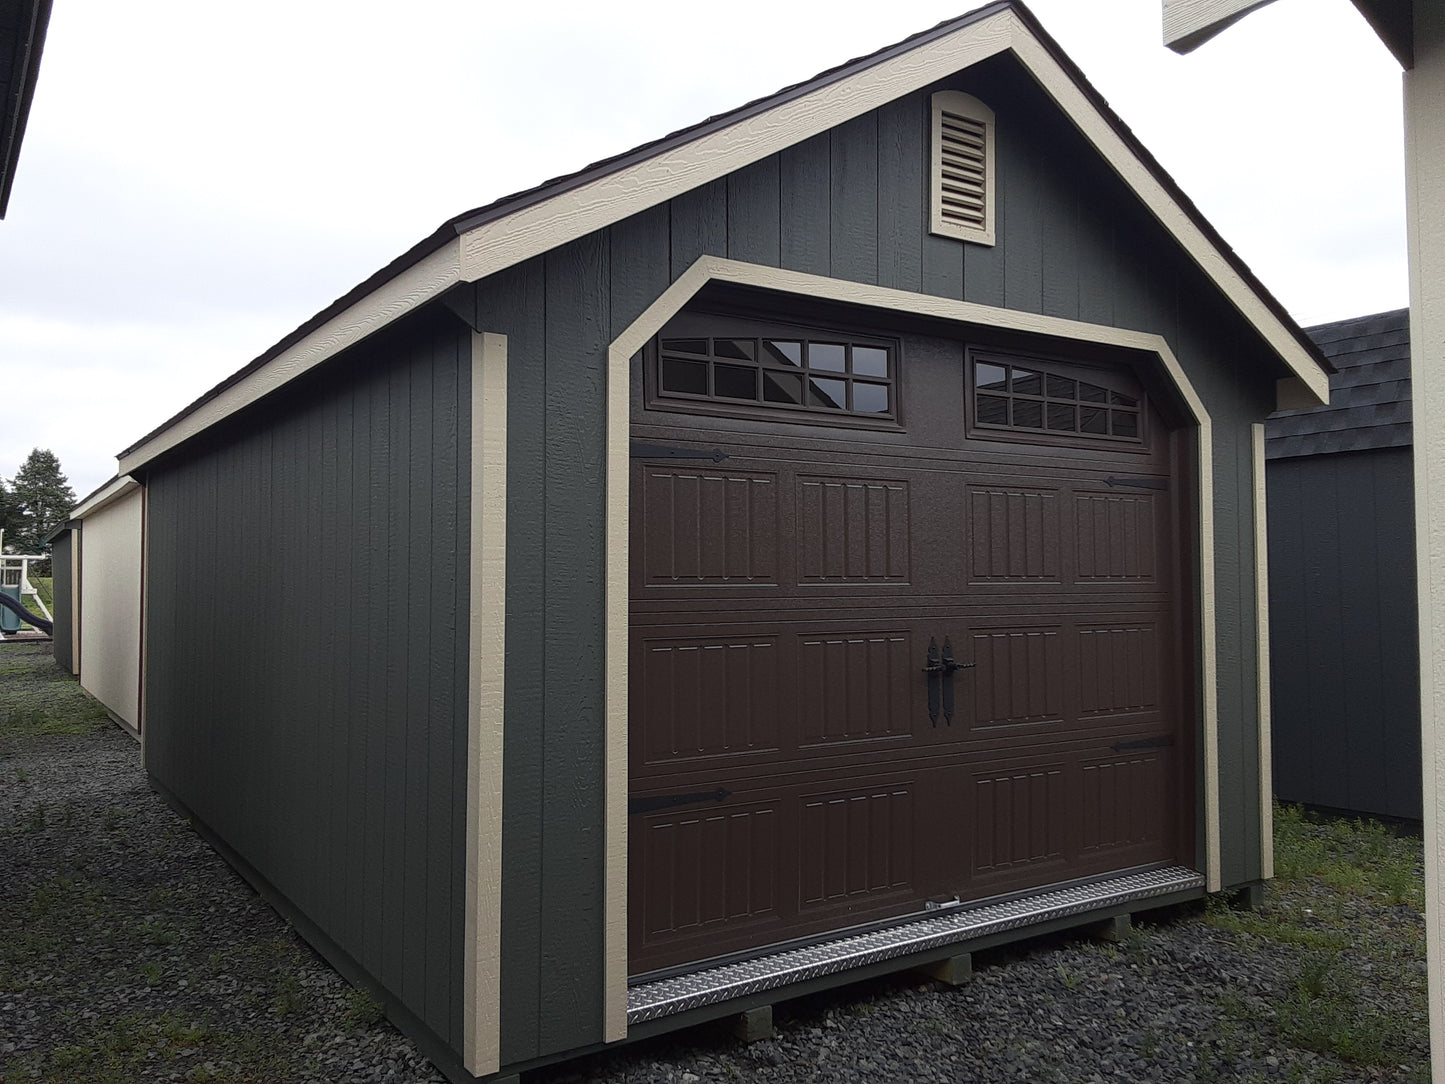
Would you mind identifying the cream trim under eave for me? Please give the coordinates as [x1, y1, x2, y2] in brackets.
[1253, 423, 1274, 880]
[463, 331, 508, 1076]
[603, 257, 1225, 1034]
[114, 6, 1324, 480]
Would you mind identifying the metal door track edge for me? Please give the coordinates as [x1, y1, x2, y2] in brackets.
[627, 864, 1205, 1023]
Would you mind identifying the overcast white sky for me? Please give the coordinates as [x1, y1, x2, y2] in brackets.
[0, 0, 1407, 500]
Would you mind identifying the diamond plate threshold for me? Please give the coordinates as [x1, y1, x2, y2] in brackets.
[628, 864, 1205, 1024]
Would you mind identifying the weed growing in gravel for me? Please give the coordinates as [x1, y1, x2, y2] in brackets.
[344, 987, 385, 1030]
[1203, 802, 1429, 1078]
[272, 972, 306, 1016]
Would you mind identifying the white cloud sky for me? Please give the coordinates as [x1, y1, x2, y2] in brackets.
[0, 0, 1407, 499]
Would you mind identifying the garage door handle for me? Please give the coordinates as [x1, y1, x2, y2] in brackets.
[924, 637, 973, 726]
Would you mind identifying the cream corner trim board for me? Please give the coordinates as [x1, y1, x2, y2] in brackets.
[463, 331, 508, 1075]
[605, 257, 1226, 1033]
[1253, 422, 1274, 881]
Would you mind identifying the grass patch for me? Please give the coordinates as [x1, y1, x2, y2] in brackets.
[0, 643, 111, 737]
[1201, 802, 1429, 1077]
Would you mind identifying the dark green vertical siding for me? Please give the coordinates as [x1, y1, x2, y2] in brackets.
[51, 530, 73, 673]
[1268, 448, 1421, 820]
[143, 308, 471, 1051]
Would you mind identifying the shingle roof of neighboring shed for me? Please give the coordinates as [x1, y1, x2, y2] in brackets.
[1266, 308, 1411, 460]
[115, 0, 1333, 476]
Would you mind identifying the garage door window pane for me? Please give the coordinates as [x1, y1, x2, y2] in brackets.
[853, 346, 889, 378]
[715, 364, 758, 400]
[1013, 369, 1043, 396]
[1013, 400, 1043, 428]
[977, 394, 1008, 425]
[765, 340, 803, 366]
[808, 377, 847, 409]
[662, 358, 709, 395]
[809, 343, 847, 372]
[763, 371, 804, 404]
[853, 382, 889, 413]
[976, 363, 1009, 392]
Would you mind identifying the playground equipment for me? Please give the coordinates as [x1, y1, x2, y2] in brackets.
[0, 528, 54, 636]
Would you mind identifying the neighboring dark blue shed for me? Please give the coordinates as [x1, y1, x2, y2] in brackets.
[1266, 309, 1421, 820]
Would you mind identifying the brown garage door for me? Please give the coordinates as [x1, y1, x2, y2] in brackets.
[628, 309, 1193, 978]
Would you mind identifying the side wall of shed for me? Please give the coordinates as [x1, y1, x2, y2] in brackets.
[142, 308, 473, 1055]
[79, 487, 143, 730]
[51, 529, 75, 674]
[464, 49, 1279, 1065]
[1267, 447, 1422, 819]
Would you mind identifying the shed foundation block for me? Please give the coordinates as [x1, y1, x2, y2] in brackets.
[914, 952, 974, 987]
[731, 1005, 774, 1043]
[1233, 882, 1266, 910]
[1087, 913, 1132, 943]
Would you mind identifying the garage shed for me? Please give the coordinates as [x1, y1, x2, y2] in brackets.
[101, 3, 1330, 1080]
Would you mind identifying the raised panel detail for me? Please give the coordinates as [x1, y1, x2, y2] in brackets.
[798, 632, 913, 745]
[1080, 755, 1165, 853]
[641, 807, 778, 941]
[1078, 625, 1159, 716]
[642, 467, 778, 584]
[973, 767, 1065, 874]
[797, 476, 910, 583]
[1075, 493, 1157, 581]
[970, 627, 1063, 728]
[640, 638, 777, 762]
[968, 486, 1060, 581]
[800, 787, 913, 906]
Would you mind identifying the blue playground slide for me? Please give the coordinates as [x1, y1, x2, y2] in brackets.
[0, 591, 53, 635]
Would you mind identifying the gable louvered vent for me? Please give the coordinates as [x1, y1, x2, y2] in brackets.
[930, 91, 995, 246]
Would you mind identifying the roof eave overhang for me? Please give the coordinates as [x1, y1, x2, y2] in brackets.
[116, 0, 1329, 477]
[0, 0, 53, 218]
[69, 474, 141, 521]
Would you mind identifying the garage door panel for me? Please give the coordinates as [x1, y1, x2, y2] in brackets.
[1073, 490, 1160, 582]
[638, 463, 780, 586]
[635, 801, 781, 954]
[636, 635, 781, 765]
[798, 783, 915, 909]
[966, 484, 1062, 584]
[1077, 622, 1162, 719]
[1078, 750, 1171, 857]
[798, 630, 915, 746]
[971, 763, 1069, 879]
[796, 475, 912, 584]
[966, 625, 1065, 731]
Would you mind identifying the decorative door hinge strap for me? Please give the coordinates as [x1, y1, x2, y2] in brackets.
[1103, 476, 1168, 491]
[1111, 735, 1176, 752]
[629, 788, 732, 815]
[630, 443, 729, 462]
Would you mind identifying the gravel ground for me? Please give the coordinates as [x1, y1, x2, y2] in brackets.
[1, 648, 1430, 1083]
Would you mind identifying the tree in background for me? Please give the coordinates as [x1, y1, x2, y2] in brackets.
[6, 449, 75, 554]
[0, 476, 13, 546]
